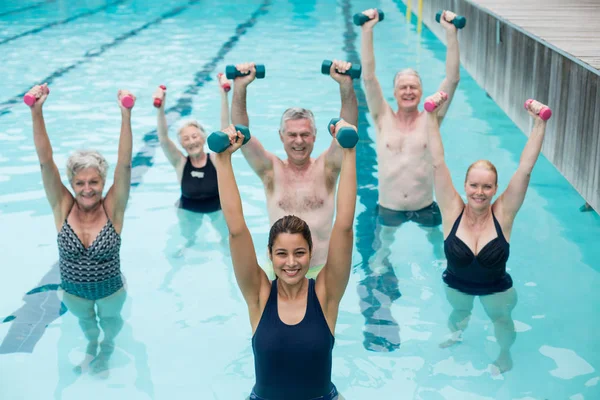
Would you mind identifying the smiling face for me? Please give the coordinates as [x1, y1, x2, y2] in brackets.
[280, 118, 315, 165]
[269, 232, 311, 284]
[179, 124, 206, 157]
[393, 73, 422, 112]
[70, 167, 105, 211]
[464, 166, 498, 210]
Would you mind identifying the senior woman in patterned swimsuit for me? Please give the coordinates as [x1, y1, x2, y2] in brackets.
[26, 83, 134, 375]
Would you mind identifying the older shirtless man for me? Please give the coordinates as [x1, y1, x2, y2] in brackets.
[360, 8, 460, 261]
[231, 61, 358, 277]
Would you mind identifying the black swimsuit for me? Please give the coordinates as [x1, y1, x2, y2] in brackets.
[179, 154, 221, 213]
[443, 208, 512, 295]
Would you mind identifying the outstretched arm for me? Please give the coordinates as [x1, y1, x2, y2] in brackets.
[436, 11, 461, 122]
[155, 86, 186, 178]
[496, 100, 550, 222]
[230, 62, 275, 177]
[360, 9, 391, 123]
[212, 125, 269, 308]
[425, 92, 463, 225]
[27, 83, 73, 228]
[323, 60, 358, 173]
[104, 90, 134, 232]
[318, 120, 357, 308]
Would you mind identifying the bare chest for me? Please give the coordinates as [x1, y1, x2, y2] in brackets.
[270, 165, 330, 213]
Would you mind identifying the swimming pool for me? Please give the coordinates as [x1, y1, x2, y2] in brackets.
[1, 0, 599, 398]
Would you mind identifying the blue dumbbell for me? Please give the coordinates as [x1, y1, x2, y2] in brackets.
[435, 11, 466, 29]
[321, 60, 362, 79]
[353, 9, 384, 26]
[328, 118, 358, 149]
[207, 125, 251, 153]
[225, 64, 266, 79]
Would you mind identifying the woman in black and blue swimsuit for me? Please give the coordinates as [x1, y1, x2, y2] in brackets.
[425, 91, 551, 374]
[154, 75, 232, 256]
[26, 83, 134, 374]
[214, 121, 357, 400]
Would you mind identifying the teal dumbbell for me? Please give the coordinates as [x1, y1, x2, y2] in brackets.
[207, 125, 251, 153]
[225, 64, 266, 79]
[435, 11, 466, 29]
[353, 9, 384, 25]
[328, 118, 358, 149]
[321, 60, 362, 79]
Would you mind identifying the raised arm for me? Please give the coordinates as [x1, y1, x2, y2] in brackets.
[218, 73, 232, 129]
[104, 90, 134, 233]
[360, 9, 391, 122]
[424, 92, 463, 229]
[154, 86, 186, 179]
[323, 60, 358, 172]
[27, 84, 73, 228]
[318, 120, 357, 308]
[496, 100, 550, 224]
[436, 11, 461, 122]
[212, 125, 269, 309]
[230, 62, 275, 177]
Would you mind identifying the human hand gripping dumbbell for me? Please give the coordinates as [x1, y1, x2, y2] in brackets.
[208, 124, 251, 153]
[118, 90, 136, 111]
[328, 118, 359, 149]
[153, 85, 167, 108]
[217, 73, 232, 93]
[436, 10, 466, 29]
[423, 91, 448, 113]
[24, 83, 50, 109]
[225, 62, 266, 87]
[354, 8, 384, 28]
[321, 59, 361, 82]
[524, 99, 552, 121]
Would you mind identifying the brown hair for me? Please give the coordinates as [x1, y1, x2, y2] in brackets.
[268, 215, 313, 254]
[465, 160, 498, 186]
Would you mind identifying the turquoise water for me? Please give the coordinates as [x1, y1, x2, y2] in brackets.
[1, 0, 599, 399]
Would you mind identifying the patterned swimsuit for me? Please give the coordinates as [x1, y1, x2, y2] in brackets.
[57, 212, 123, 300]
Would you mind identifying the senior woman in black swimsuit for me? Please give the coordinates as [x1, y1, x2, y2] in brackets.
[425, 91, 552, 374]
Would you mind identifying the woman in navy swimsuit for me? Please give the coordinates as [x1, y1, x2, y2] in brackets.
[425, 91, 551, 374]
[214, 121, 357, 400]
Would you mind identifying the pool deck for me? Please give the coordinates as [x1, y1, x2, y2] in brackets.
[467, 0, 600, 73]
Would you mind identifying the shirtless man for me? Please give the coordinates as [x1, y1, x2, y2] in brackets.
[359, 8, 461, 261]
[230, 61, 358, 277]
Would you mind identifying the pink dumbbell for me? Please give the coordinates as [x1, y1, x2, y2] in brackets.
[424, 91, 448, 112]
[120, 93, 135, 109]
[218, 73, 231, 92]
[524, 99, 552, 120]
[23, 86, 50, 106]
[153, 85, 167, 108]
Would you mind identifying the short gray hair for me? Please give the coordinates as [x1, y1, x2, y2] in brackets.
[66, 150, 109, 182]
[393, 68, 422, 87]
[279, 107, 316, 135]
[177, 119, 207, 140]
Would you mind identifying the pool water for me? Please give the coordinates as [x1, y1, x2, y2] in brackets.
[1, 0, 599, 399]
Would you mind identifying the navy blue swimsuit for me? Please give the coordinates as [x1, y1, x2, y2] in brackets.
[251, 279, 337, 400]
[443, 208, 512, 295]
[179, 154, 221, 213]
